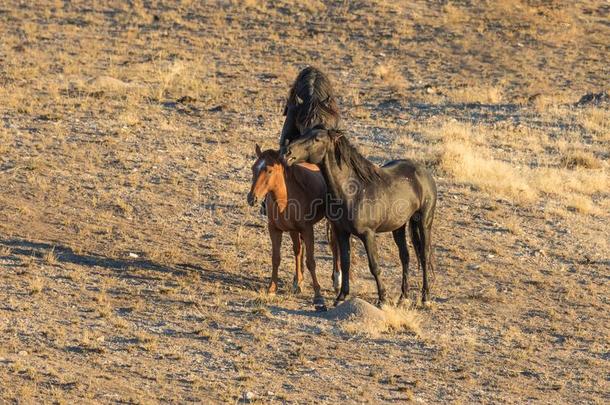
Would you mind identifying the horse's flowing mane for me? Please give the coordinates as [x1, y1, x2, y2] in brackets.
[287, 67, 340, 130]
[329, 130, 383, 183]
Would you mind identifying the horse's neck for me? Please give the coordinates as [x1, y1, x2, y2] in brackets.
[320, 148, 357, 203]
[268, 167, 288, 212]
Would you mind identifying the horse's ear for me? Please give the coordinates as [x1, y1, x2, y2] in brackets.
[255, 144, 262, 157]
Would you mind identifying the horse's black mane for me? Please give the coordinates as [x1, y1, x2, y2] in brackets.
[287, 66, 340, 130]
[329, 130, 383, 184]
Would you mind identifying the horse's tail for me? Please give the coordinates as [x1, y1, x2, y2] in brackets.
[428, 242, 436, 290]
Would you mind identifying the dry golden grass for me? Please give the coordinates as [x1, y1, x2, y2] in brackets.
[445, 85, 503, 104]
[440, 141, 537, 203]
[373, 63, 408, 94]
[341, 305, 422, 338]
[28, 277, 44, 295]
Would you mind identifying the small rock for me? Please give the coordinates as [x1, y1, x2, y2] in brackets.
[244, 391, 256, 402]
[18, 350, 28, 356]
[128, 252, 139, 258]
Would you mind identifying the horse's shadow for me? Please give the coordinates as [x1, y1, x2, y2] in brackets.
[0, 238, 262, 291]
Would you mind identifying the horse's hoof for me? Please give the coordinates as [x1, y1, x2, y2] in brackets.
[292, 278, 304, 294]
[334, 294, 346, 306]
[313, 296, 326, 311]
[422, 300, 433, 309]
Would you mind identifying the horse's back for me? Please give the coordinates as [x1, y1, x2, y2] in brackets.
[381, 159, 437, 202]
[296, 162, 320, 172]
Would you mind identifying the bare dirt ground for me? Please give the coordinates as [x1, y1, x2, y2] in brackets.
[0, 1, 608, 403]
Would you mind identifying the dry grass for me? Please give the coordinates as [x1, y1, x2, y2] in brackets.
[560, 149, 602, 170]
[28, 277, 44, 295]
[440, 141, 537, 203]
[434, 119, 609, 210]
[43, 248, 57, 265]
[341, 305, 422, 338]
[565, 195, 602, 216]
[0, 1, 608, 403]
[373, 63, 408, 94]
[445, 85, 503, 104]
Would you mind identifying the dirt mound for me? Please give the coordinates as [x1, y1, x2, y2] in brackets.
[322, 298, 386, 322]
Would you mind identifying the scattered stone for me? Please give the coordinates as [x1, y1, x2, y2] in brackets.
[128, 252, 139, 258]
[177, 95, 196, 104]
[18, 350, 28, 356]
[575, 91, 608, 106]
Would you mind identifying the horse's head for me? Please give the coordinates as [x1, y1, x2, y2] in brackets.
[279, 67, 340, 153]
[283, 129, 334, 167]
[247, 144, 283, 206]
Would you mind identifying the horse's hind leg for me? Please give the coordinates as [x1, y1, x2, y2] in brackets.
[421, 204, 435, 303]
[268, 226, 283, 295]
[301, 227, 325, 310]
[362, 230, 387, 306]
[392, 224, 410, 303]
[411, 212, 431, 304]
[289, 231, 304, 294]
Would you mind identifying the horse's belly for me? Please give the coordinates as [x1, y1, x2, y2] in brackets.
[353, 191, 418, 233]
[267, 196, 325, 232]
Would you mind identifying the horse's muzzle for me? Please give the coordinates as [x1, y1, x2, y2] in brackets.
[283, 149, 296, 166]
[247, 192, 257, 206]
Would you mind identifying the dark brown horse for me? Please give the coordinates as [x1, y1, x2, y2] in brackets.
[284, 129, 437, 306]
[275, 66, 344, 289]
[279, 66, 341, 152]
[247, 145, 340, 310]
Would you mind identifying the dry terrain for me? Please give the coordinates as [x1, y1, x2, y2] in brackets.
[0, 1, 608, 403]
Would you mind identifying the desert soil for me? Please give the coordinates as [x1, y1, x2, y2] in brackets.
[0, 1, 608, 403]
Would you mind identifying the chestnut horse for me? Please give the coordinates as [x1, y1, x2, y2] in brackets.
[247, 145, 339, 310]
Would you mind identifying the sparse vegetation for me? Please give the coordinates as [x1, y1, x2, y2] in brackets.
[0, 1, 608, 404]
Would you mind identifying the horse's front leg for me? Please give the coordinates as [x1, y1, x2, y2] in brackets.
[335, 230, 351, 305]
[289, 231, 304, 294]
[362, 229, 387, 306]
[328, 222, 342, 293]
[301, 226, 326, 311]
[268, 226, 282, 295]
